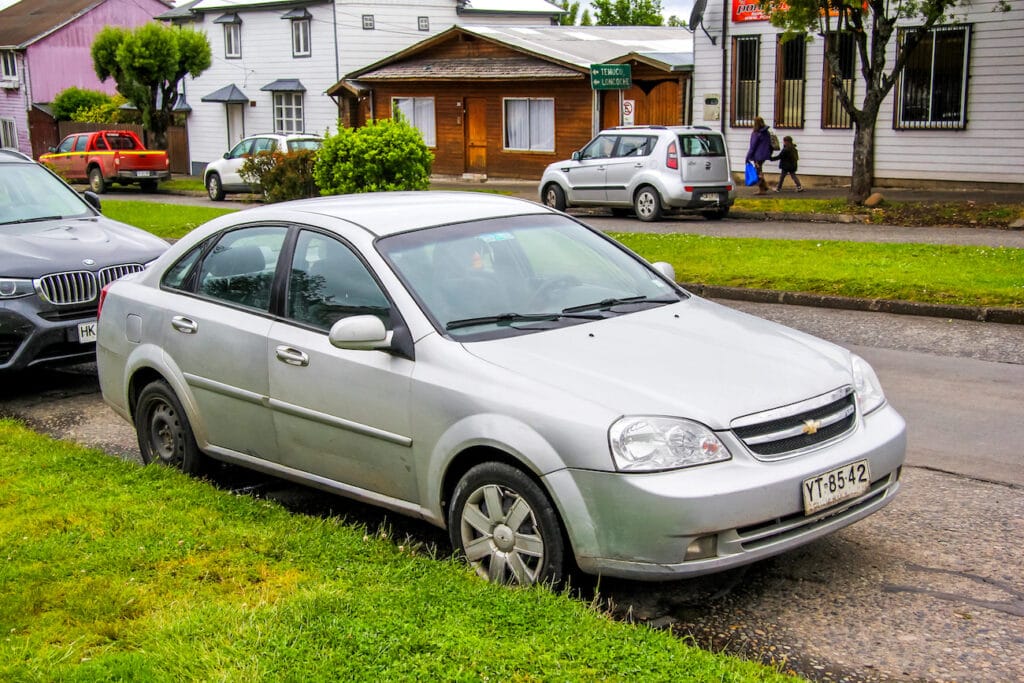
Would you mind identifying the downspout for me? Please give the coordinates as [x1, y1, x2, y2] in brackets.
[720, 0, 728, 135]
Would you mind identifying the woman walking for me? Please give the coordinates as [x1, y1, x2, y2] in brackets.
[745, 116, 772, 194]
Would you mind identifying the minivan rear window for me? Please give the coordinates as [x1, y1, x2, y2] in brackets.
[678, 134, 726, 157]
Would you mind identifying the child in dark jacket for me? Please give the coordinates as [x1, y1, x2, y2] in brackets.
[771, 136, 803, 192]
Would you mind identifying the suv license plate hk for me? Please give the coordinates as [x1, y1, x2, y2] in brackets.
[78, 320, 98, 344]
[802, 459, 870, 515]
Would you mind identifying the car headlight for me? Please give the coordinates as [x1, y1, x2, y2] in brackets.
[851, 353, 886, 416]
[0, 278, 34, 299]
[609, 416, 731, 472]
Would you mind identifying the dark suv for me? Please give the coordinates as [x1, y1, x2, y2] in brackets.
[0, 149, 167, 372]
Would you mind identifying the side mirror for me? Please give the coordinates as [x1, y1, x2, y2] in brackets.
[48, 146, 56, 153]
[329, 315, 392, 351]
[571, 151, 581, 161]
[82, 191, 102, 212]
[651, 261, 676, 282]
[223, 152, 230, 159]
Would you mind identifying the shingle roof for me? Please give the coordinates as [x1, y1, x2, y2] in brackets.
[0, 0, 170, 48]
[356, 57, 581, 82]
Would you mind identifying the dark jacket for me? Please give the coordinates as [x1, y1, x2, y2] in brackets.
[772, 145, 799, 172]
[746, 127, 773, 163]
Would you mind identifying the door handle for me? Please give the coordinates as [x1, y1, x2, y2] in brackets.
[634, 162, 644, 168]
[171, 316, 198, 334]
[275, 346, 309, 367]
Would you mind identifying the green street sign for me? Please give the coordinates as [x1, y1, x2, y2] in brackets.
[590, 63, 632, 90]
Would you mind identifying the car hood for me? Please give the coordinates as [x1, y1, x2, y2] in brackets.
[0, 216, 167, 277]
[463, 297, 854, 429]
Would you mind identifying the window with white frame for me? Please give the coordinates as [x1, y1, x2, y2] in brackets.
[731, 35, 759, 127]
[0, 117, 17, 149]
[292, 19, 311, 57]
[503, 98, 554, 152]
[1, 51, 17, 81]
[224, 23, 241, 59]
[896, 25, 971, 130]
[418, 17, 429, 31]
[362, 15, 375, 30]
[273, 92, 304, 133]
[392, 97, 436, 147]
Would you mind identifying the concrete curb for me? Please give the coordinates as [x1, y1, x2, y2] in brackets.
[681, 283, 1024, 326]
[729, 210, 861, 224]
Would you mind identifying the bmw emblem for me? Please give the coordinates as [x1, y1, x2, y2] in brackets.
[83, 258, 96, 266]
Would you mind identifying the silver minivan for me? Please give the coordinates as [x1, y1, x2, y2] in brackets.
[539, 125, 736, 221]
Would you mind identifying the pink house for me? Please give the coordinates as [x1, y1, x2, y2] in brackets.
[0, 0, 171, 156]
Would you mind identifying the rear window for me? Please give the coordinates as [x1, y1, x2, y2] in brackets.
[678, 134, 725, 157]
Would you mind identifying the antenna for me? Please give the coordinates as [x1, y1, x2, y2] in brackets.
[687, 0, 716, 45]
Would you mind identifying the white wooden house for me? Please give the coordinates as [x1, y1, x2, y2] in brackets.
[690, 0, 1024, 187]
[164, 0, 563, 174]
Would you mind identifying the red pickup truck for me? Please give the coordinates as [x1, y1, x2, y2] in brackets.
[39, 130, 170, 193]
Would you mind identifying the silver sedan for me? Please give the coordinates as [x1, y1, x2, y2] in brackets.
[97, 192, 905, 586]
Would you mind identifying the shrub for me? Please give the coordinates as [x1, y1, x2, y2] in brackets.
[313, 116, 433, 195]
[51, 87, 113, 121]
[70, 95, 134, 124]
[239, 149, 319, 203]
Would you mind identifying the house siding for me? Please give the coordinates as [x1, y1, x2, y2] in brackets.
[691, 0, 1024, 186]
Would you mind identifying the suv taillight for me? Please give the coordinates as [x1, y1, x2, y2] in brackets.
[666, 141, 679, 170]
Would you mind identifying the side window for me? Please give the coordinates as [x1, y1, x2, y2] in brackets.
[161, 244, 205, 290]
[57, 137, 75, 153]
[615, 136, 653, 158]
[196, 227, 288, 311]
[74, 136, 88, 152]
[581, 135, 616, 160]
[228, 139, 253, 159]
[251, 137, 275, 154]
[287, 230, 390, 331]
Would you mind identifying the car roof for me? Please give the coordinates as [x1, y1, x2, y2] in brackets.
[603, 125, 720, 134]
[0, 149, 33, 163]
[211, 191, 557, 238]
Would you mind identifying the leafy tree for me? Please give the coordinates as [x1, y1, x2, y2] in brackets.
[91, 23, 211, 149]
[556, 0, 594, 25]
[666, 15, 686, 27]
[71, 95, 136, 124]
[591, 0, 664, 25]
[763, 0, 1012, 204]
[313, 116, 433, 195]
[51, 87, 110, 121]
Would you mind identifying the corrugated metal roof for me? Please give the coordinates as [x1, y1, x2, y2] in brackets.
[356, 57, 581, 82]
[458, 0, 563, 15]
[0, 0, 101, 47]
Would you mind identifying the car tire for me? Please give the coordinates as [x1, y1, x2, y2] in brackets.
[134, 380, 206, 475]
[449, 461, 567, 587]
[206, 173, 225, 201]
[702, 207, 730, 221]
[88, 167, 107, 194]
[542, 183, 567, 212]
[633, 186, 663, 222]
[139, 179, 158, 193]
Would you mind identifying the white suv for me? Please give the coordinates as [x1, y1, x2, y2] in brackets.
[204, 133, 322, 200]
[539, 126, 735, 221]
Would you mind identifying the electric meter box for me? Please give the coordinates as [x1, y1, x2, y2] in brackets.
[703, 94, 721, 121]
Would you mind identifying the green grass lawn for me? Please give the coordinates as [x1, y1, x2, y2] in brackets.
[103, 199, 1024, 309]
[0, 420, 799, 682]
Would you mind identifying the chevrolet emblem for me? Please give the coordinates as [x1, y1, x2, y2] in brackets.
[802, 419, 821, 435]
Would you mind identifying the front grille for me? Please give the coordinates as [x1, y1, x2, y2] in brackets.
[732, 386, 857, 459]
[36, 264, 145, 306]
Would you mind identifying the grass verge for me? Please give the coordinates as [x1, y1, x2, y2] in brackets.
[104, 200, 237, 240]
[735, 196, 1024, 228]
[611, 232, 1024, 309]
[0, 419, 798, 681]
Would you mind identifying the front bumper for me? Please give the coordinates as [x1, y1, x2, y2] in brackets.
[0, 304, 98, 372]
[546, 404, 906, 580]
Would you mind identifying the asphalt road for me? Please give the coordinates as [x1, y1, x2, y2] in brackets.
[2, 299, 1022, 683]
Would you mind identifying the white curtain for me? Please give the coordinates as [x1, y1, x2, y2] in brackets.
[393, 97, 436, 147]
[505, 99, 553, 151]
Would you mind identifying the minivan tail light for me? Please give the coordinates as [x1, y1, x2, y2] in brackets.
[666, 141, 679, 170]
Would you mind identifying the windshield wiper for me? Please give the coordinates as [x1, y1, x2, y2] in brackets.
[561, 295, 678, 314]
[445, 311, 602, 331]
[1, 215, 66, 226]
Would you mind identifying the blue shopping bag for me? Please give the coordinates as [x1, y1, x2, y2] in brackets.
[744, 161, 759, 186]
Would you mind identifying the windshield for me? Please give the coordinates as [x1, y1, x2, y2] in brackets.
[378, 214, 684, 340]
[0, 162, 93, 226]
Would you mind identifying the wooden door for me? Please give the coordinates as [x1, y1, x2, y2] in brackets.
[464, 97, 487, 175]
